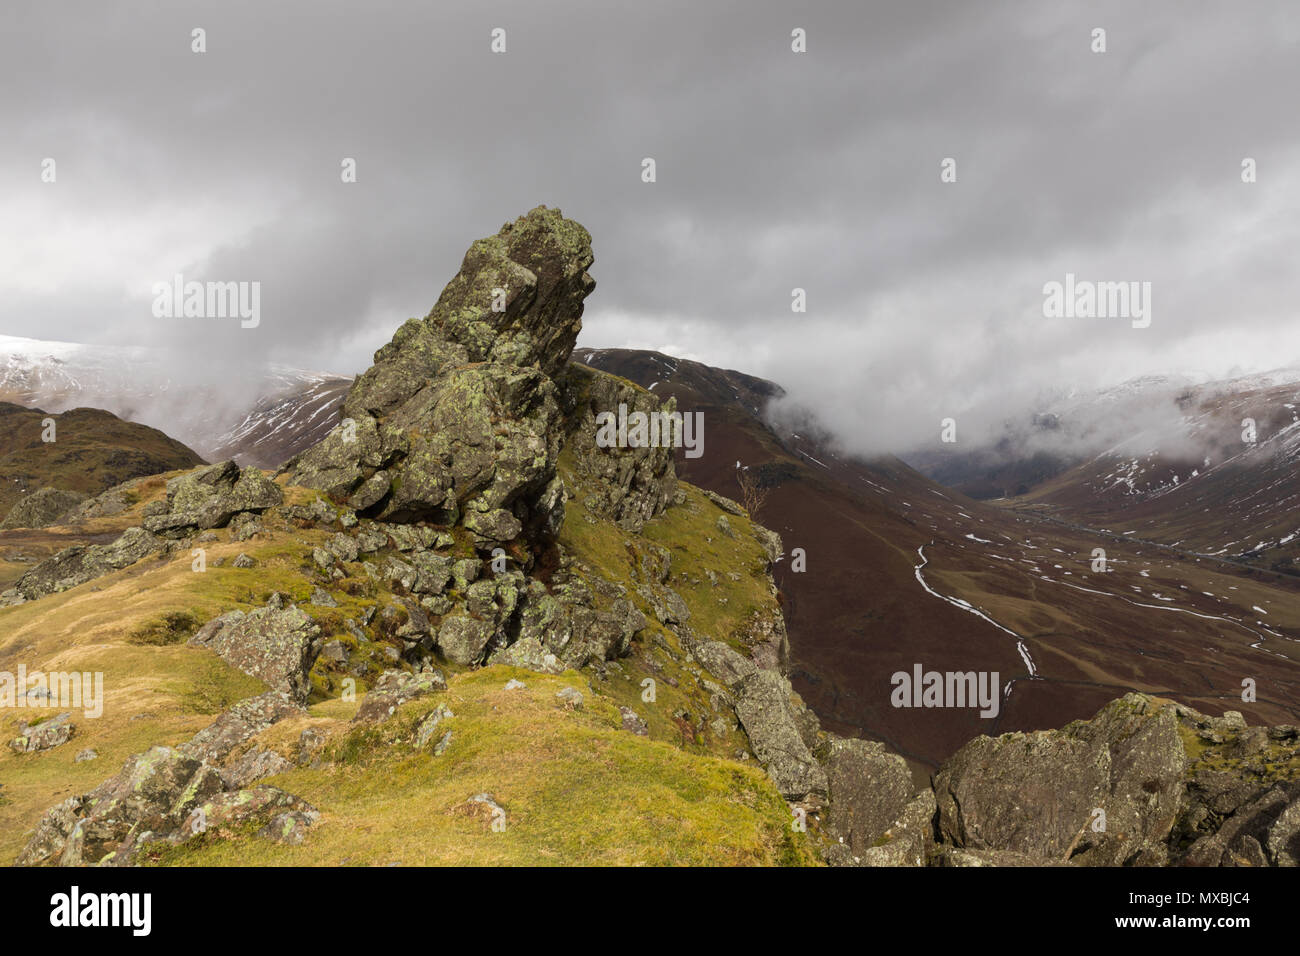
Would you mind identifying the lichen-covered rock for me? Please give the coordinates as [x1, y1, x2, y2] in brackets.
[176, 786, 319, 843]
[559, 362, 677, 531]
[1266, 796, 1300, 867]
[487, 635, 565, 674]
[619, 706, 649, 736]
[18, 685, 315, 866]
[21, 745, 203, 866]
[692, 640, 758, 690]
[856, 790, 937, 867]
[556, 686, 584, 710]
[751, 522, 784, 564]
[353, 668, 447, 723]
[817, 736, 916, 861]
[934, 847, 1072, 867]
[1181, 784, 1299, 867]
[436, 614, 496, 666]
[1067, 694, 1187, 866]
[9, 712, 75, 753]
[935, 694, 1186, 864]
[143, 460, 282, 537]
[414, 703, 455, 748]
[180, 691, 305, 764]
[935, 730, 1109, 861]
[703, 489, 745, 516]
[0, 486, 87, 529]
[637, 582, 690, 626]
[62, 482, 137, 522]
[733, 669, 828, 801]
[14, 796, 84, 866]
[220, 748, 294, 790]
[257, 809, 320, 845]
[287, 207, 594, 554]
[188, 595, 322, 703]
[16, 526, 166, 600]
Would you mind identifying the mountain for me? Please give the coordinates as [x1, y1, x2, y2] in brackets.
[0, 402, 205, 526]
[904, 373, 1205, 500]
[203, 376, 352, 469]
[1005, 371, 1300, 574]
[0, 334, 351, 469]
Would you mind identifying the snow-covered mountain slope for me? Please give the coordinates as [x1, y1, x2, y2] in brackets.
[203, 376, 352, 469]
[1007, 369, 1300, 570]
[0, 334, 351, 469]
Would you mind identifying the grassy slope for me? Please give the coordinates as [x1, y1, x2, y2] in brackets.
[0, 461, 820, 866]
[147, 667, 809, 866]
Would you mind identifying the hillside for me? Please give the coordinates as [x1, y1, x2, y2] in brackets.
[575, 349, 1300, 777]
[0, 403, 205, 526]
[0, 334, 351, 470]
[1006, 371, 1300, 575]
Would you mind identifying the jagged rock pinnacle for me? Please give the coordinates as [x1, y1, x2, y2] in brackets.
[286, 207, 596, 549]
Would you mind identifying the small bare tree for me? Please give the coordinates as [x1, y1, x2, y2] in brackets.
[736, 467, 769, 519]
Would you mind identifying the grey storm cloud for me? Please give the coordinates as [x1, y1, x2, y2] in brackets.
[3, 0, 1300, 455]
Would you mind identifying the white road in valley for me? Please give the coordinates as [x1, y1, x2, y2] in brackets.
[914, 543, 1039, 678]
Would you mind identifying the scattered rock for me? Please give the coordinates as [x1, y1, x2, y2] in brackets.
[9, 712, 75, 753]
[414, 703, 455, 748]
[309, 587, 339, 607]
[353, 669, 447, 724]
[556, 686, 584, 710]
[189, 597, 322, 703]
[619, 706, 649, 736]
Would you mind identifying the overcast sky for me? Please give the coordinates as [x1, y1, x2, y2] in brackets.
[4, 1, 1299, 453]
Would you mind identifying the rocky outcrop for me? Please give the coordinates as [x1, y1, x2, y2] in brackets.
[936, 725, 1111, 861]
[560, 362, 676, 531]
[918, 693, 1300, 868]
[733, 669, 827, 801]
[0, 487, 86, 529]
[180, 691, 306, 764]
[12, 526, 167, 602]
[286, 206, 596, 550]
[188, 594, 322, 703]
[817, 736, 916, 862]
[353, 667, 447, 723]
[17, 692, 313, 867]
[63, 482, 137, 522]
[690, 638, 826, 801]
[143, 459, 282, 537]
[4, 462, 280, 606]
[934, 695, 1185, 865]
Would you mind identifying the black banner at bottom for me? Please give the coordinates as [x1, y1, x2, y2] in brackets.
[0, 864, 1273, 942]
